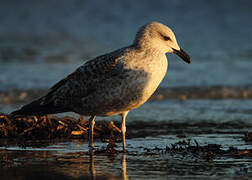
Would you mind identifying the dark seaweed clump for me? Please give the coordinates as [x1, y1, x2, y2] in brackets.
[0, 113, 121, 141]
[142, 139, 252, 162]
[1, 113, 252, 142]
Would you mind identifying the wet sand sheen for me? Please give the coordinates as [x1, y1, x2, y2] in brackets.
[0, 132, 251, 180]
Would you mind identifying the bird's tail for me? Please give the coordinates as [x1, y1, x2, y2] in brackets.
[11, 98, 68, 117]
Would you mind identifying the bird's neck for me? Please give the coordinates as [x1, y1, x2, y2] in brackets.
[124, 45, 167, 71]
[132, 40, 167, 55]
[130, 44, 165, 60]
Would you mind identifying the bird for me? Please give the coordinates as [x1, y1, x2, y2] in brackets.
[11, 22, 190, 152]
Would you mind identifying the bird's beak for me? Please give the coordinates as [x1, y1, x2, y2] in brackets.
[172, 48, 191, 64]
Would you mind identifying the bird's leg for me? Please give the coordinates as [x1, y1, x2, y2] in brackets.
[121, 111, 128, 153]
[88, 115, 96, 149]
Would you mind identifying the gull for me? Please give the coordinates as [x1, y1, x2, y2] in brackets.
[11, 22, 190, 152]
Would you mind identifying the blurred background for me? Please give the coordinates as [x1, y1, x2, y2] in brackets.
[0, 0, 252, 124]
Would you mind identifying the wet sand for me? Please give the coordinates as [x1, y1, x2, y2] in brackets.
[0, 114, 251, 179]
[1, 132, 251, 179]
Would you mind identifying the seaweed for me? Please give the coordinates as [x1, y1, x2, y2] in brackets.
[142, 139, 252, 162]
[0, 113, 121, 141]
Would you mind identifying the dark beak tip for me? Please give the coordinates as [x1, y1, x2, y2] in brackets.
[187, 58, 191, 64]
[173, 48, 191, 64]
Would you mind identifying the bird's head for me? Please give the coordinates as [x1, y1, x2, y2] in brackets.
[134, 22, 191, 64]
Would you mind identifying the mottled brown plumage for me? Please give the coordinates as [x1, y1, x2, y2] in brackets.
[11, 22, 191, 151]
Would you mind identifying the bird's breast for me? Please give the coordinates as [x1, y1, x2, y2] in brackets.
[141, 56, 168, 97]
[124, 55, 168, 109]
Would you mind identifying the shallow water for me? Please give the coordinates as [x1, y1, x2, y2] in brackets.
[1, 132, 251, 180]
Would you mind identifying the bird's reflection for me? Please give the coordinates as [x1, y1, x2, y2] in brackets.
[89, 151, 129, 180]
[89, 150, 96, 180]
[122, 153, 129, 180]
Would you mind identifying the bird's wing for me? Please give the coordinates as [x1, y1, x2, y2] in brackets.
[41, 47, 126, 107]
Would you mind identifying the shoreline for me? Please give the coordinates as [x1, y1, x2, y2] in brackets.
[1, 86, 252, 104]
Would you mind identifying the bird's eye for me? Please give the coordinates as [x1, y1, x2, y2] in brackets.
[163, 36, 171, 41]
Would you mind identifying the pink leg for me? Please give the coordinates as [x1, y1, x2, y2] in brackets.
[89, 116, 96, 149]
[121, 112, 128, 152]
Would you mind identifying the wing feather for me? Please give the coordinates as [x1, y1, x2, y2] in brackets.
[42, 47, 127, 108]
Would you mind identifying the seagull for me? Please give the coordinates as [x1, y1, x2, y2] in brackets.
[11, 22, 190, 152]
